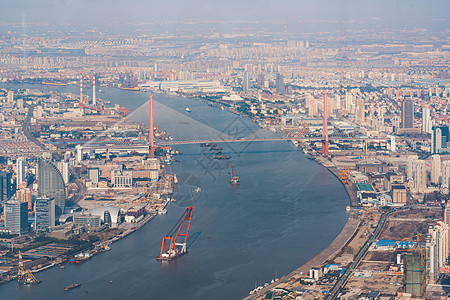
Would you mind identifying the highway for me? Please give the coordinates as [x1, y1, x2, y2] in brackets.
[326, 207, 404, 299]
[23, 105, 45, 149]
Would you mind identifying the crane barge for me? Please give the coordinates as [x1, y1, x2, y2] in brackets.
[230, 165, 240, 186]
[156, 206, 194, 261]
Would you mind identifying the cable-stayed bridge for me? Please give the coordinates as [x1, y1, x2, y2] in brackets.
[80, 98, 389, 153]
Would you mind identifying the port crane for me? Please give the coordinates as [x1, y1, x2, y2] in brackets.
[157, 206, 194, 261]
[17, 251, 40, 285]
[340, 166, 351, 184]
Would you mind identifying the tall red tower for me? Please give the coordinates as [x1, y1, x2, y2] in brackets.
[80, 75, 83, 103]
[322, 91, 329, 155]
[149, 95, 155, 158]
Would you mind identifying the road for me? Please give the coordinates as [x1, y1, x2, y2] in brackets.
[326, 207, 405, 299]
[23, 105, 45, 149]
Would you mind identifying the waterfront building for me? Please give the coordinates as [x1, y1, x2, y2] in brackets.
[16, 157, 25, 190]
[5, 200, 28, 235]
[401, 99, 414, 129]
[431, 125, 450, 154]
[34, 196, 55, 232]
[73, 214, 102, 229]
[37, 157, 66, 216]
[0, 169, 13, 202]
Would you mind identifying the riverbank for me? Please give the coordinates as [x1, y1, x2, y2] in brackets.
[0, 211, 158, 286]
[244, 154, 360, 299]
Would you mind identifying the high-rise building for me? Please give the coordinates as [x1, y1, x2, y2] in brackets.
[16, 157, 25, 190]
[334, 95, 341, 111]
[431, 125, 450, 154]
[242, 72, 250, 91]
[430, 155, 441, 185]
[401, 99, 414, 128]
[37, 157, 66, 216]
[407, 155, 419, 181]
[7, 91, 14, 103]
[407, 156, 426, 193]
[443, 161, 450, 194]
[0, 170, 13, 202]
[413, 160, 427, 193]
[275, 74, 285, 94]
[16, 188, 33, 210]
[355, 98, 365, 123]
[5, 200, 28, 235]
[34, 197, 55, 232]
[306, 95, 318, 117]
[257, 74, 265, 88]
[76, 145, 83, 163]
[57, 162, 69, 184]
[422, 106, 432, 133]
[427, 221, 448, 284]
[345, 92, 352, 112]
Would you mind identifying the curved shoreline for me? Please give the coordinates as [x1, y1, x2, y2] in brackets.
[244, 158, 360, 299]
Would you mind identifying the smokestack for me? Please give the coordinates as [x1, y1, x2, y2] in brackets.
[93, 75, 96, 106]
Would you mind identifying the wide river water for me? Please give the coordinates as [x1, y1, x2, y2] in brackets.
[0, 83, 349, 299]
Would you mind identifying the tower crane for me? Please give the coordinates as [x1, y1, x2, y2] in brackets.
[157, 206, 194, 261]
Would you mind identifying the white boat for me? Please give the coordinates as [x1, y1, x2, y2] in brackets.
[158, 209, 167, 215]
[185, 108, 191, 113]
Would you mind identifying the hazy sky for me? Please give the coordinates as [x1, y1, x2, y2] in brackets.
[0, 0, 448, 28]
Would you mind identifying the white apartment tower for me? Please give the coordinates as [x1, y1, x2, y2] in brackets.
[430, 155, 441, 185]
[16, 157, 25, 190]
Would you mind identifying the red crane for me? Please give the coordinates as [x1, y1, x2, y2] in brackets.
[230, 165, 240, 186]
[157, 206, 194, 261]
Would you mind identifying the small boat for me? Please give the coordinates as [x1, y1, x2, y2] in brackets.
[185, 108, 191, 113]
[213, 155, 231, 160]
[60, 265, 65, 269]
[230, 165, 240, 186]
[65, 283, 81, 291]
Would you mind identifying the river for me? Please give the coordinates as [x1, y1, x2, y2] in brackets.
[0, 83, 349, 300]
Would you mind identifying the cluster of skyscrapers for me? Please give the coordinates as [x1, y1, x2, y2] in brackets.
[2, 156, 66, 236]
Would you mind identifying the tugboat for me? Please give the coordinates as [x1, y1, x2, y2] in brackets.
[230, 165, 240, 186]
